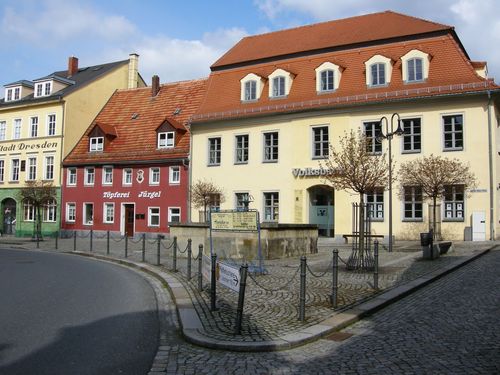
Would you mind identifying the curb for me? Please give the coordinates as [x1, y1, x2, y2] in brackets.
[51, 247, 493, 352]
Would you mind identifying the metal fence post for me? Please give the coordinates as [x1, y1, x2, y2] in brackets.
[157, 234, 161, 266]
[172, 236, 178, 272]
[142, 233, 146, 262]
[73, 230, 76, 251]
[90, 229, 93, 252]
[198, 244, 203, 291]
[299, 256, 306, 321]
[374, 240, 379, 290]
[210, 253, 217, 311]
[332, 249, 339, 308]
[36, 233, 40, 249]
[55, 231, 58, 250]
[125, 235, 128, 258]
[106, 231, 110, 255]
[234, 263, 248, 335]
[187, 239, 192, 280]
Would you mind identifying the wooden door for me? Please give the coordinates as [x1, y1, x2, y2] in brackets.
[124, 205, 134, 237]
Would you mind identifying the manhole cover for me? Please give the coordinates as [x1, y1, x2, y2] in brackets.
[325, 332, 353, 341]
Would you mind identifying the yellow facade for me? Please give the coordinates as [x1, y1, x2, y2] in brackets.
[190, 95, 500, 241]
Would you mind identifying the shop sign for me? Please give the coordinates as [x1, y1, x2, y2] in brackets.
[211, 211, 258, 231]
[102, 191, 161, 199]
[292, 167, 337, 178]
[0, 140, 58, 152]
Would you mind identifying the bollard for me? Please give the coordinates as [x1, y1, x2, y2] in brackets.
[234, 263, 248, 335]
[157, 234, 161, 266]
[172, 236, 178, 272]
[90, 229, 93, 252]
[198, 244, 203, 292]
[374, 240, 379, 290]
[332, 249, 339, 308]
[106, 231, 110, 255]
[210, 253, 217, 311]
[73, 230, 77, 251]
[55, 231, 58, 250]
[142, 233, 146, 262]
[125, 235, 128, 258]
[299, 256, 306, 321]
[187, 239, 192, 280]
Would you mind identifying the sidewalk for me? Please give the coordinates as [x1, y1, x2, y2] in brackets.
[1, 235, 495, 351]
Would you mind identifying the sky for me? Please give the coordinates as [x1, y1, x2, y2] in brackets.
[1, 0, 499, 90]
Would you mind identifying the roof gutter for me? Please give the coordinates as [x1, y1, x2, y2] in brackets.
[63, 157, 188, 167]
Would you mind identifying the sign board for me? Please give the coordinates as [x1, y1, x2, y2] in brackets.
[211, 211, 258, 231]
[216, 262, 241, 292]
[202, 255, 211, 281]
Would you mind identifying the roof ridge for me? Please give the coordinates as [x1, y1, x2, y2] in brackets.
[385, 10, 453, 30]
[115, 77, 208, 92]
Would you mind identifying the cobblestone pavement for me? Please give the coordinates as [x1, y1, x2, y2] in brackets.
[145, 248, 500, 374]
[3, 235, 494, 343]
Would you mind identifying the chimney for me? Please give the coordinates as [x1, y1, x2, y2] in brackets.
[68, 56, 79, 77]
[151, 75, 160, 97]
[128, 53, 139, 89]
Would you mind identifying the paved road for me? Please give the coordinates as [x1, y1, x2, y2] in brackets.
[151, 249, 500, 375]
[0, 249, 158, 375]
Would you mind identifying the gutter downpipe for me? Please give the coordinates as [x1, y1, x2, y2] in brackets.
[487, 90, 494, 240]
[187, 123, 193, 223]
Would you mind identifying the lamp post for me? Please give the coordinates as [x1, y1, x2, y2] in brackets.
[378, 113, 404, 253]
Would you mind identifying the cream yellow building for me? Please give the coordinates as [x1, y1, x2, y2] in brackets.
[0, 54, 145, 236]
[189, 11, 500, 241]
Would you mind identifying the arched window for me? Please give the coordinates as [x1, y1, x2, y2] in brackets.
[315, 62, 341, 93]
[240, 73, 264, 102]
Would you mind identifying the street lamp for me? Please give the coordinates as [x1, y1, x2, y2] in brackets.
[378, 113, 404, 253]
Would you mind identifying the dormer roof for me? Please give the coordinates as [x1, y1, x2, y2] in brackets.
[4, 80, 34, 88]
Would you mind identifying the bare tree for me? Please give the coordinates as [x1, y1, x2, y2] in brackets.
[190, 179, 226, 222]
[321, 130, 391, 254]
[399, 154, 476, 239]
[17, 181, 57, 239]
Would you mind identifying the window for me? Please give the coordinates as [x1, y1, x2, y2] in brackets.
[158, 132, 174, 148]
[89, 137, 104, 152]
[272, 76, 286, 97]
[13, 119, 21, 139]
[403, 186, 423, 220]
[443, 114, 463, 150]
[11, 159, 20, 181]
[36, 84, 43, 97]
[169, 166, 180, 184]
[402, 118, 421, 153]
[148, 207, 160, 227]
[407, 58, 423, 82]
[168, 207, 181, 223]
[27, 157, 37, 181]
[367, 189, 384, 221]
[83, 203, 94, 225]
[312, 126, 329, 158]
[24, 201, 35, 221]
[6, 88, 12, 101]
[44, 155, 54, 180]
[320, 70, 334, 92]
[67, 168, 77, 186]
[208, 137, 221, 165]
[235, 134, 249, 164]
[44, 82, 51, 96]
[102, 166, 113, 185]
[236, 192, 250, 211]
[444, 185, 464, 221]
[47, 114, 56, 136]
[123, 168, 133, 185]
[244, 80, 257, 101]
[14, 87, 20, 100]
[84, 167, 95, 186]
[30, 117, 38, 137]
[103, 203, 115, 223]
[0, 160, 4, 182]
[371, 63, 386, 86]
[35, 82, 52, 97]
[66, 203, 76, 222]
[43, 200, 57, 222]
[263, 132, 278, 162]
[0, 121, 5, 140]
[209, 194, 221, 212]
[364, 121, 382, 154]
[149, 167, 160, 185]
[264, 192, 279, 221]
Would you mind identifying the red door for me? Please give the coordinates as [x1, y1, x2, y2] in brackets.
[124, 204, 134, 237]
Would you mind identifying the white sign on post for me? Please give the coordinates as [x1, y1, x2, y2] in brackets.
[202, 255, 211, 281]
[217, 262, 241, 292]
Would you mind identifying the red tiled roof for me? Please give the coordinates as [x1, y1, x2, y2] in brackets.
[194, 33, 498, 123]
[212, 11, 453, 69]
[64, 78, 207, 165]
[93, 123, 117, 137]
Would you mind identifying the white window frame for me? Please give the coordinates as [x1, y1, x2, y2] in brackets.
[365, 55, 392, 87]
[157, 132, 175, 149]
[27, 156, 37, 181]
[11, 158, 20, 182]
[122, 168, 133, 186]
[240, 73, 264, 102]
[443, 185, 465, 221]
[169, 166, 180, 184]
[149, 167, 160, 185]
[24, 201, 35, 221]
[315, 62, 341, 93]
[268, 68, 293, 98]
[102, 166, 113, 185]
[83, 203, 94, 225]
[44, 155, 55, 180]
[89, 137, 104, 152]
[263, 131, 279, 162]
[13, 119, 21, 139]
[66, 202, 76, 223]
[401, 50, 429, 83]
[263, 192, 279, 222]
[44, 82, 52, 96]
[312, 126, 329, 159]
[47, 114, 56, 136]
[84, 167, 95, 186]
[67, 167, 77, 186]
[5, 88, 13, 101]
[30, 116, 39, 137]
[35, 83, 43, 97]
[14, 87, 20, 100]
[43, 199, 57, 222]
[168, 207, 181, 223]
[103, 203, 115, 224]
[0, 121, 6, 140]
[148, 207, 160, 227]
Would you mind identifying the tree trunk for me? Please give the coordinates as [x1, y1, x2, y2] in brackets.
[359, 193, 365, 257]
[36, 205, 42, 240]
[432, 196, 437, 240]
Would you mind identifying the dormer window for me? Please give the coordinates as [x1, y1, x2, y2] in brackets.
[5, 87, 21, 102]
[401, 50, 430, 83]
[268, 69, 293, 98]
[158, 132, 174, 148]
[34, 82, 52, 97]
[365, 55, 392, 87]
[240, 73, 264, 102]
[272, 76, 285, 97]
[371, 64, 385, 86]
[315, 62, 341, 93]
[6, 89, 12, 101]
[89, 137, 104, 152]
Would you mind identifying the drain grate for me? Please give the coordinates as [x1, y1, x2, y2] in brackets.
[325, 332, 353, 341]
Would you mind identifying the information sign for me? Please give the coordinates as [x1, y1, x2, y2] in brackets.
[211, 211, 258, 231]
[216, 262, 241, 292]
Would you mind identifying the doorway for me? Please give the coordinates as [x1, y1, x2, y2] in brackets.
[123, 204, 135, 236]
[2, 198, 17, 235]
[308, 185, 334, 237]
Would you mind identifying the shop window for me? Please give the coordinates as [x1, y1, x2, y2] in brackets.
[83, 203, 94, 225]
[103, 203, 115, 223]
[148, 207, 160, 227]
[443, 185, 464, 221]
[43, 199, 57, 222]
[366, 189, 384, 221]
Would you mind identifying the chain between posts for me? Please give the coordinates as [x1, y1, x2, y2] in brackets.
[247, 265, 300, 292]
[306, 260, 333, 278]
